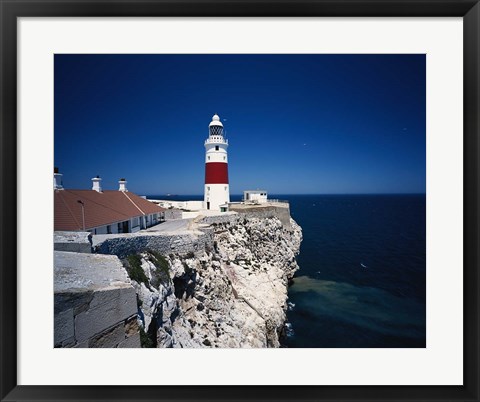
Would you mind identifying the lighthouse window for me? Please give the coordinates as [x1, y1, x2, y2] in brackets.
[208, 156, 210, 160]
[215, 146, 219, 151]
[223, 156, 226, 160]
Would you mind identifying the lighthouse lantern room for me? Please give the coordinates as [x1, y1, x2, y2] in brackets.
[204, 114, 230, 210]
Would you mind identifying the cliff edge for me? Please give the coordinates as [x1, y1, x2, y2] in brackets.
[127, 214, 302, 348]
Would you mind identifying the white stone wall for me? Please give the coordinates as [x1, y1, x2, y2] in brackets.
[164, 209, 183, 220]
[150, 200, 204, 211]
[181, 211, 202, 219]
[184, 201, 205, 210]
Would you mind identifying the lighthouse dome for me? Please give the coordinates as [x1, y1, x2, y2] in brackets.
[209, 114, 223, 127]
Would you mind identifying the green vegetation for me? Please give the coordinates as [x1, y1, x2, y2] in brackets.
[148, 250, 170, 287]
[139, 327, 155, 348]
[125, 254, 149, 286]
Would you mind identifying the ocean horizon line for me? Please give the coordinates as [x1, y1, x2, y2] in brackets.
[144, 192, 427, 197]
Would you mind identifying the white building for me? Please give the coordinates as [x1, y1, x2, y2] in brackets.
[243, 190, 268, 204]
[54, 172, 165, 234]
[204, 114, 230, 211]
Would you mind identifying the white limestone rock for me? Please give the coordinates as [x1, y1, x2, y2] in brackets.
[128, 216, 302, 348]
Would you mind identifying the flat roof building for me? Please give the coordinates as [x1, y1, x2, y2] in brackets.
[243, 190, 268, 204]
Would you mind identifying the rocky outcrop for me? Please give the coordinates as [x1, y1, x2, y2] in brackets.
[128, 216, 302, 348]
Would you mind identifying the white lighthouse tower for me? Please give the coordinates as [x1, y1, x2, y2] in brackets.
[204, 114, 230, 211]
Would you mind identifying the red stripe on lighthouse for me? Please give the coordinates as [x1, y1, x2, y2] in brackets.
[205, 162, 229, 184]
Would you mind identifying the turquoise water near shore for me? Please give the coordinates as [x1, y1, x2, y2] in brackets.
[147, 194, 426, 348]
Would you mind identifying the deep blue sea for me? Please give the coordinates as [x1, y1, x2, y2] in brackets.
[146, 194, 426, 348]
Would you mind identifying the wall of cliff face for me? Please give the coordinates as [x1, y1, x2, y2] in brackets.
[127, 215, 302, 348]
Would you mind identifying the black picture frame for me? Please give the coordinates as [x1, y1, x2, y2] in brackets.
[1, 1, 478, 401]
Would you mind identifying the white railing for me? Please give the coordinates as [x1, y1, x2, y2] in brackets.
[239, 199, 289, 204]
[205, 136, 228, 145]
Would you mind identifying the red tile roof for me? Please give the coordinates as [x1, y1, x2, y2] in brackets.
[54, 190, 165, 231]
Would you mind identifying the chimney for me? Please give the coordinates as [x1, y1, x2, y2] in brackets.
[54, 167, 64, 190]
[92, 175, 102, 192]
[118, 178, 128, 192]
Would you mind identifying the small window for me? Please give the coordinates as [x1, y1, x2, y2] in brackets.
[208, 186, 210, 191]
[224, 186, 227, 191]
[215, 146, 219, 151]
[208, 156, 210, 160]
[223, 156, 226, 160]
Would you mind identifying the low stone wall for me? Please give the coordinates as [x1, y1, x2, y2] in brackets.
[243, 205, 291, 228]
[164, 209, 183, 220]
[54, 231, 92, 253]
[54, 251, 140, 348]
[204, 204, 292, 229]
[200, 213, 240, 226]
[94, 229, 214, 259]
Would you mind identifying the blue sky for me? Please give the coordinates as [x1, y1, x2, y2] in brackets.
[54, 54, 425, 195]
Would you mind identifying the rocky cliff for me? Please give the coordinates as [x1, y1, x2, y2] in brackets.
[127, 215, 302, 348]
